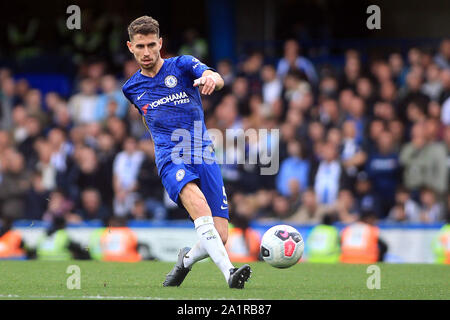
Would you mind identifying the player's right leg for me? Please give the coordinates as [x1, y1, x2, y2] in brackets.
[161, 164, 200, 287]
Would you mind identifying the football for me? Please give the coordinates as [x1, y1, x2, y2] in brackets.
[260, 225, 304, 268]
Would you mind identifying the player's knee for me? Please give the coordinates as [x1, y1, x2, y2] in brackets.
[180, 184, 211, 217]
[190, 195, 210, 215]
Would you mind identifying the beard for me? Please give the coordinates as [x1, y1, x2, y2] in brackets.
[139, 53, 159, 70]
[140, 60, 156, 70]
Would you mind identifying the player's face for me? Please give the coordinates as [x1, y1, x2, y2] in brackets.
[127, 33, 162, 70]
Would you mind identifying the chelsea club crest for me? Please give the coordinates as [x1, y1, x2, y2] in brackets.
[176, 169, 185, 182]
[165, 75, 177, 88]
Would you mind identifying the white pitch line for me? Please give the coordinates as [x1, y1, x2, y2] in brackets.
[0, 294, 246, 300]
[0, 294, 165, 300]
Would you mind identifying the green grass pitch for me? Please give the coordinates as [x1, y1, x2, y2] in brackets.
[0, 260, 448, 300]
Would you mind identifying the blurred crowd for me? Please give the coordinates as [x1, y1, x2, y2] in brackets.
[0, 37, 449, 225]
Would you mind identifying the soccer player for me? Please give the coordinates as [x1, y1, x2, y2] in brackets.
[122, 16, 252, 289]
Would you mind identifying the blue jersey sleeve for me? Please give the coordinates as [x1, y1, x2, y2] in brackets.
[122, 82, 132, 104]
[177, 55, 215, 80]
[122, 82, 142, 115]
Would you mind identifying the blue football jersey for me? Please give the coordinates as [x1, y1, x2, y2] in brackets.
[122, 55, 215, 174]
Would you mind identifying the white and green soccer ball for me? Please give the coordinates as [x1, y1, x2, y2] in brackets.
[260, 224, 304, 268]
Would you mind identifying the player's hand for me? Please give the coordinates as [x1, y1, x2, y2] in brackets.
[193, 75, 216, 95]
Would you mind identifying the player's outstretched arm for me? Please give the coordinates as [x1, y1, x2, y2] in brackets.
[193, 70, 224, 95]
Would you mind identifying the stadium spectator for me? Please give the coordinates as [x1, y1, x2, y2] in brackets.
[36, 216, 89, 260]
[334, 189, 359, 223]
[277, 39, 318, 85]
[14, 79, 30, 105]
[226, 212, 261, 263]
[397, 69, 430, 125]
[418, 187, 445, 223]
[340, 120, 366, 181]
[48, 128, 74, 187]
[311, 141, 346, 205]
[87, 225, 106, 261]
[444, 126, 450, 183]
[399, 122, 448, 197]
[67, 146, 112, 208]
[318, 75, 339, 102]
[35, 140, 57, 192]
[99, 216, 142, 262]
[113, 136, 144, 217]
[41, 189, 76, 223]
[387, 187, 421, 222]
[24, 89, 47, 127]
[25, 170, 50, 220]
[366, 130, 400, 217]
[119, 59, 140, 86]
[389, 52, 408, 87]
[379, 80, 398, 104]
[441, 71, 450, 125]
[353, 171, 382, 218]
[0, 131, 11, 173]
[439, 69, 450, 104]
[127, 105, 149, 139]
[261, 64, 282, 106]
[216, 59, 235, 88]
[11, 106, 28, 145]
[136, 139, 167, 220]
[434, 38, 450, 70]
[276, 139, 310, 197]
[95, 131, 117, 208]
[231, 76, 251, 116]
[95, 74, 129, 121]
[283, 69, 311, 113]
[52, 103, 74, 132]
[0, 77, 14, 130]
[432, 216, 450, 264]
[339, 49, 361, 90]
[74, 188, 110, 221]
[270, 193, 295, 220]
[422, 63, 443, 101]
[178, 28, 208, 62]
[0, 216, 26, 260]
[68, 77, 99, 125]
[106, 116, 128, 147]
[286, 188, 332, 224]
[340, 211, 388, 264]
[17, 115, 43, 169]
[0, 149, 31, 219]
[345, 96, 367, 144]
[306, 214, 340, 263]
[241, 52, 264, 95]
[320, 98, 342, 130]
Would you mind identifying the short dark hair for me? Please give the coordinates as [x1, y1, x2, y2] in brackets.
[128, 16, 160, 40]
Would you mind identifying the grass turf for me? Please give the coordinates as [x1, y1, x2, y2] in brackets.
[0, 260, 448, 300]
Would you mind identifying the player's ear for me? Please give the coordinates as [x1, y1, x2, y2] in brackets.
[127, 41, 133, 53]
[159, 37, 163, 49]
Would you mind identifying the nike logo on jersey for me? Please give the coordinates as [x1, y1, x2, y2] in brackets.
[137, 91, 147, 100]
